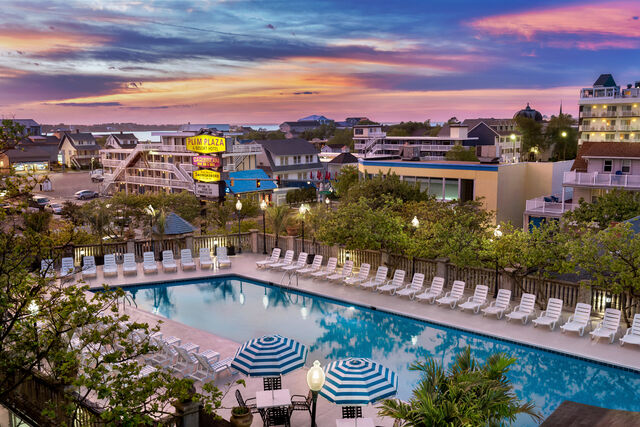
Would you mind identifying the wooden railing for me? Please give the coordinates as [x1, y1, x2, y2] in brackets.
[73, 241, 128, 265]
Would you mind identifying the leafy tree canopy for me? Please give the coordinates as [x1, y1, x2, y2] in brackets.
[327, 128, 354, 150]
[444, 144, 479, 162]
[546, 113, 578, 161]
[344, 171, 430, 209]
[386, 121, 433, 137]
[563, 189, 640, 229]
[515, 116, 547, 157]
[332, 165, 359, 198]
[242, 129, 286, 140]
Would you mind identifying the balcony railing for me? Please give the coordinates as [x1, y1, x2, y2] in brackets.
[564, 171, 640, 189]
[121, 175, 193, 190]
[525, 196, 577, 215]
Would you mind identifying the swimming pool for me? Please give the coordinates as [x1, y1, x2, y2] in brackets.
[123, 276, 640, 425]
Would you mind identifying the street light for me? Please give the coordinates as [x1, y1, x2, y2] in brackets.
[299, 204, 309, 253]
[235, 198, 242, 254]
[260, 199, 268, 254]
[561, 131, 568, 160]
[493, 225, 503, 298]
[510, 134, 517, 163]
[411, 216, 419, 276]
[307, 360, 326, 427]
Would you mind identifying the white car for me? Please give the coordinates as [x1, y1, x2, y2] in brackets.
[46, 203, 63, 214]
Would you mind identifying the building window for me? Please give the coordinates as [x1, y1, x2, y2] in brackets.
[622, 160, 631, 174]
[604, 159, 612, 172]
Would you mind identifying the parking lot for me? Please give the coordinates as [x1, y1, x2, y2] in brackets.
[32, 171, 102, 204]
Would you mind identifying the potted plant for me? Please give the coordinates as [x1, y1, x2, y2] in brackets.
[230, 406, 253, 427]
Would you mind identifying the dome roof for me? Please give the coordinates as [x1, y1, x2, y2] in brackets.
[514, 103, 543, 122]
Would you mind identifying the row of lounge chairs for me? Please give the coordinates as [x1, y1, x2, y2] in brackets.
[256, 249, 640, 346]
[41, 247, 232, 280]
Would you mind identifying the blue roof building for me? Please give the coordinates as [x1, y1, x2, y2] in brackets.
[153, 212, 196, 235]
[228, 169, 277, 195]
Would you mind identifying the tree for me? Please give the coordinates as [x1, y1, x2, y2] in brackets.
[204, 201, 234, 236]
[242, 129, 286, 140]
[327, 128, 354, 150]
[563, 189, 640, 229]
[546, 113, 578, 161]
[266, 205, 291, 248]
[332, 165, 359, 198]
[386, 121, 431, 137]
[378, 347, 541, 426]
[444, 145, 479, 162]
[0, 118, 25, 153]
[345, 172, 429, 209]
[515, 116, 546, 160]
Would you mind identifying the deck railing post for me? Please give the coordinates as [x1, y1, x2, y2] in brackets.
[250, 229, 259, 253]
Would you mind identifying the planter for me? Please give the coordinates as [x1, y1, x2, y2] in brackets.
[94, 255, 104, 266]
[307, 253, 315, 264]
[227, 245, 236, 256]
[230, 408, 253, 427]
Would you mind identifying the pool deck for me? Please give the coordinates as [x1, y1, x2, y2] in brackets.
[76, 253, 640, 426]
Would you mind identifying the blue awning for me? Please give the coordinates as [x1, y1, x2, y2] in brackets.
[228, 169, 277, 194]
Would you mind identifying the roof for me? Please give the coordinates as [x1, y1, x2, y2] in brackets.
[299, 115, 332, 122]
[179, 124, 230, 132]
[281, 121, 320, 127]
[61, 132, 100, 151]
[329, 152, 358, 164]
[28, 135, 59, 145]
[153, 212, 195, 235]
[593, 74, 617, 87]
[110, 133, 138, 142]
[623, 215, 640, 235]
[228, 169, 277, 194]
[10, 119, 40, 128]
[5, 145, 52, 162]
[257, 139, 318, 156]
[573, 141, 640, 172]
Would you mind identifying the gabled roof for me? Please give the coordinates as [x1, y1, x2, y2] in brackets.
[11, 119, 40, 128]
[228, 169, 277, 194]
[329, 152, 358, 164]
[593, 74, 617, 87]
[572, 141, 640, 171]
[5, 145, 52, 162]
[60, 132, 100, 150]
[257, 139, 318, 155]
[299, 115, 332, 122]
[153, 212, 195, 235]
[110, 133, 138, 141]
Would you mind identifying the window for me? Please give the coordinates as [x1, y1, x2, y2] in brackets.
[604, 159, 612, 172]
[281, 156, 288, 165]
[355, 128, 364, 135]
[622, 160, 631, 174]
[605, 134, 615, 141]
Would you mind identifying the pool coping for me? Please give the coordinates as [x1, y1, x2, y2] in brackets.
[89, 271, 640, 376]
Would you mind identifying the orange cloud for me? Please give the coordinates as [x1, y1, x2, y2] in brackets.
[0, 28, 108, 53]
[471, 1, 640, 40]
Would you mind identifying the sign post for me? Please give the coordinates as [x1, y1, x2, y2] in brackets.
[186, 133, 225, 200]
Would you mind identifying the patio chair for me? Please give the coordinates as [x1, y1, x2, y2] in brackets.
[256, 248, 281, 269]
[199, 247, 213, 270]
[436, 280, 466, 309]
[458, 285, 489, 313]
[236, 389, 259, 414]
[344, 263, 370, 286]
[60, 257, 75, 278]
[162, 250, 178, 273]
[327, 260, 353, 282]
[269, 250, 294, 269]
[620, 314, 640, 347]
[188, 351, 235, 383]
[395, 273, 426, 299]
[146, 337, 178, 368]
[216, 246, 231, 269]
[142, 252, 158, 274]
[298, 255, 323, 275]
[291, 390, 312, 414]
[170, 344, 201, 376]
[281, 252, 308, 272]
[81, 256, 97, 279]
[342, 406, 363, 418]
[360, 266, 388, 290]
[377, 269, 406, 294]
[103, 254, 118, 277]
[265, 405, 292, 427]
[590, 308, 622, 344]
[123, 253, 137, 276]
[414, 276, 446, 303]
[532, 298, 564, 330]
[180, 249, 196, 271]
[41, 258, 55, 278]
[263, 376, 282, 390]
[482, 289, 511, 319]
[560, 303, 592, 336]
[310, 257, 337, 279]
[505, 293, 536, 324]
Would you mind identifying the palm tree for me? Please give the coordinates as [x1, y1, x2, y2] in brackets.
[378, 347, 541, 426]
[266, 205, 290, 249]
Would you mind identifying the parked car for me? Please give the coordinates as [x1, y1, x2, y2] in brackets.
[75, 190, 99, 200]
[46, 203, 63, 214]
[31, 196, 50, 208]
[91, 175, 104, 182]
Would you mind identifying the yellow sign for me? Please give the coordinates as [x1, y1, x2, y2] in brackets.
[193, 169, 221, 182]
[186, 135, 226, 154]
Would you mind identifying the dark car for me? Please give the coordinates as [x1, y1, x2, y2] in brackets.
[74, 190, 99, 200]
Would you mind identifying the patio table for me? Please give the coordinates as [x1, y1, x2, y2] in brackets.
[335, 418, 374, 427]
[255, 389, 291, 409]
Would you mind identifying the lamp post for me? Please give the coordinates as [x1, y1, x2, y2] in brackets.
[235, 198, 242, 254]
[510, 134, 516, 163]
[493, 225, 502, 298]
[299, 204, 308, 253]
[411, 216, 419, 276]
[260, 199, 268, 254]
[561, 130, 568, 161]
[307, 360, 326, 427]
[325, 196, 330, 210]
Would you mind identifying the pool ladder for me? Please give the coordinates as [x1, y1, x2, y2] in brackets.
[280, 270, 299, 288]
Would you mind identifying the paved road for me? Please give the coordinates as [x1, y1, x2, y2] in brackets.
[32, 171, 102, 203]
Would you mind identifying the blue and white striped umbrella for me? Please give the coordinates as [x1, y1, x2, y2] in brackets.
[320, 358, 398, 405]
[231, 334, 307, 377]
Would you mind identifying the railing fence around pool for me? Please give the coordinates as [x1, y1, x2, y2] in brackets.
[60, 231, 637, 318]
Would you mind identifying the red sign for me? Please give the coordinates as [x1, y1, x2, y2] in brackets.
[192, 155, 220, 169]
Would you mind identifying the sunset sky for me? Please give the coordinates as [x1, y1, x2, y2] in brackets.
[1, 0, 639, 124]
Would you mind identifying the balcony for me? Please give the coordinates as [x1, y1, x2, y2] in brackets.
[564, 171, 640, 189]
[524, 196, 577, 217]
[621, 110, 640, 117]
[121, 175, 193, 190]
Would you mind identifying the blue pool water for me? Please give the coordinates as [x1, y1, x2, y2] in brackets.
[123, 276, 640, 425]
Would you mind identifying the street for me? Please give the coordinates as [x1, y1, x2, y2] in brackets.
[32, 171, 102, 204]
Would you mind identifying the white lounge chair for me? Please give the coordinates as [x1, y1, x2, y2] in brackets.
[123, 253, 137, 276]
[560, 303, 592, 336]
[189, 354, 235, 382]
[41, 259, 55, 278]
[437, 280, 466, 308]
[532, 298, 564, 330]
[171, 344, 201, 375]
[256, 248, 281, 269]
[327, 260, 353, 282]
[282, 252, 308, 272]
[82, 256, 97, 279]
[459, 285, 489, 313]
[143, 252, 158, 274]
[360, 266, 388, 290]
[298, 255, 323, 275]
[414, 277, 446, 303]
[377, 269, 406, 294]
[505, 293, 536, 324]
[60, 257, 75, 278]
[216, 247, 231, 269]
[162, 250, 178, 273]
[146, 336, 178, 368]
[590, 308, 621, 344]
[395, 273, 426, 299]
[620, 314, 640, 347]
[310, 257, 337, 279]
[199, 248, 213, 270]
[482, 289, 511, 319]
[344, 263, 371, 286]
[103, 254, 118, 277]
[180, 249, 196, 271]
[269, 250, 294, 269]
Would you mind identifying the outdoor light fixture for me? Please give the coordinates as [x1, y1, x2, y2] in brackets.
[510, 134, 516, 141]
[561, 131, 567, 138]
[493, 225, 502, 298]
[325, 197, 330, 210]
[307, 360, 326, 427]
[260, 199, 268, 254]
[299, 204, 309, 253]
[236, 199, 243, 253]
[411, 216, 420, 228]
